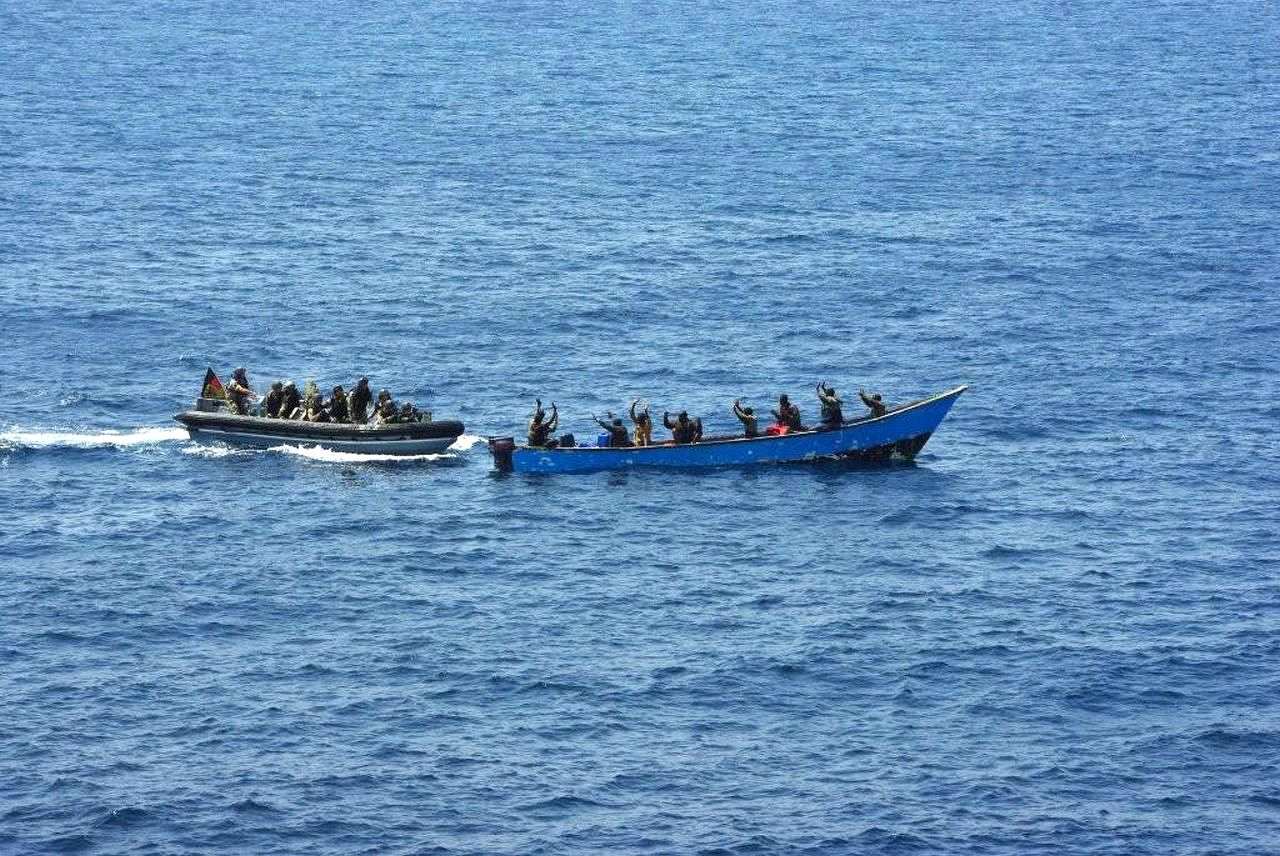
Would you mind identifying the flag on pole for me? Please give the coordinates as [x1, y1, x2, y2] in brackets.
[201, 368, 226, 400]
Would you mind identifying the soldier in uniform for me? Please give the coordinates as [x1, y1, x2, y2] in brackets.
[327, 385, 350, 423]
[349, 377, 373, 424]
[263, 381, 284, 418]
[278, 381, 302, 420]
[225, 367, 255, 415]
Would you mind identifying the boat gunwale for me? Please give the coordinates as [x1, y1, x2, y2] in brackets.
[176, 410, 465, 440]
[504, 384, 968, 454]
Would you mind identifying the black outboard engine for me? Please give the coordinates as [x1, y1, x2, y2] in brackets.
[489, 436, 515, 471]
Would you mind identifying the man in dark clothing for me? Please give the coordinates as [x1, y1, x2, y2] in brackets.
[263, 381, 284, 418]
[663, 410, 695, 444]
[349, 377, 373, 424]
[327, 386, 350, 423]
[303, 394, 331, 422]
[225, 367, 255, 415]
[528, 399, 558, 447]
[859, 389, 887, 418]
[374, 399, 399, 424]
[278, 381, 302, 420]
[817, 383, 844, 429]
[771, 394, 803, 431]
[733, 400, 759, 437]
[594, 413, 632, 447]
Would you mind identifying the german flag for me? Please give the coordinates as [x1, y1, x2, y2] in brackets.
[201, 368, 226, 400]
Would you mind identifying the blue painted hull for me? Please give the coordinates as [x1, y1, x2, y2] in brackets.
[491, 385, 967, 474]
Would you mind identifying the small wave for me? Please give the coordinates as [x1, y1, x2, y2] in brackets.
[181, 444, 247, 459]
[450, 433, 487, 452]
[269, 444, 451, 464]
[0, 426, 187, 449]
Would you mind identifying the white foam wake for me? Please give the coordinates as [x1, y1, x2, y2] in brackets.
[0, 426, 189, 449]
[450, 434, 488, 452]
[268, 444, 451, 464]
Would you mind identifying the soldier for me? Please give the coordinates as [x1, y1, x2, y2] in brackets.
[263, 381, 284, 418]
[278, 381, 302, 420]
[349, 377, 373, 424]
[327, 385, 350, 423]
[225, 367, 255, 415]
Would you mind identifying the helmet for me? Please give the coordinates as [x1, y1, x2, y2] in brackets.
[270, 381, 282, 391]
[779, 394, 789, 403]
[378, 389, 391, 400]
[233, 367, 247, 380]
[357, 376, 369, 387]
[332, 385, 344, 395]
[283, 381, 296, 390]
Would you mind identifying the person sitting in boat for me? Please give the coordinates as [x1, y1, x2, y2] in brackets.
[692, 417, 704, 443]
[278, 381, 302, 420]
[733, 400, 759, 438]
[225, 367, 255, 415]
[816, 383, 844, 429]
[327, 385, 350, 423]
[859, 388, 887, 418]
[376, 388, 394, 414]
[263, 381, 284, 418]
[349, 377, 373, 424]
[528, 399, 558, 447]
[299, 382, 329, 421]
[594, 413, 632, 447]
[629, 399, 653, 447]
[374, 397, 399, 424]
[771, 394, 803, 432]
[399, 402, 424, 423]
[663, 410, 696, 444]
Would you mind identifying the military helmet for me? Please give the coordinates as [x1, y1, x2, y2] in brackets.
[271, 381, 282, 391]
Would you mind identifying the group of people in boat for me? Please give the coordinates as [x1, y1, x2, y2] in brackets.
[218, 368, 429, 425]
[526, 383, 887, 449]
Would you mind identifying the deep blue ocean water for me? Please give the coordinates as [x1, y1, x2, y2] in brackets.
[3, 1, 1279, 853]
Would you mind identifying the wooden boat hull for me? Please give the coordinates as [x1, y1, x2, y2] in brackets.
[489, 385, 967, 474]
[175, 410, 466, 456]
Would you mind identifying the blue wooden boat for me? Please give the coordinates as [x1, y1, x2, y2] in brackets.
[488, 385, 967, 474]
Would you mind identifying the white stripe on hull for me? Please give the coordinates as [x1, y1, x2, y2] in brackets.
[186, 426, 459, 455]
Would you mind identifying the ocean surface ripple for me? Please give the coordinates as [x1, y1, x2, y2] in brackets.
[2, 1, 1278, 853]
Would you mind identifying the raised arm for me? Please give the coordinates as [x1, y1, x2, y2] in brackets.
[663, 411, 676, 430]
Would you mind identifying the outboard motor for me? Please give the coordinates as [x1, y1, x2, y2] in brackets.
[488, 436, 515, 471]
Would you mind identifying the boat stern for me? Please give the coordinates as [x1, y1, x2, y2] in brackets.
[489, 436, 516, 472]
